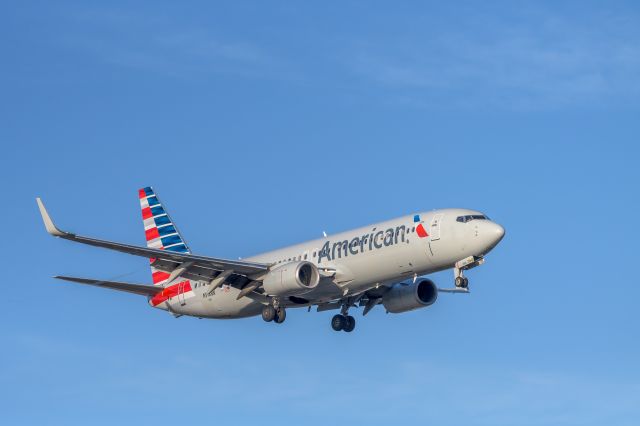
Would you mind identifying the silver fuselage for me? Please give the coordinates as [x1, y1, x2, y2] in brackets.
[158, 208, 505, 319]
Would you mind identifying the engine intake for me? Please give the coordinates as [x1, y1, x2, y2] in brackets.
[382, 278, 438, 314]
[262, 261, 320, 296]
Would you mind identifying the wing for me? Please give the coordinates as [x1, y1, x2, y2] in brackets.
[37, 198, 271, 282]
[55, 276, 163, 296]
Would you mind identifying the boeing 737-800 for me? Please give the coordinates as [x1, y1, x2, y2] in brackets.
[36, 187, 505, 332]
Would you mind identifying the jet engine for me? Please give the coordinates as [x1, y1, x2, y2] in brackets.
[382, 279, 438, 314]
[262, 261, 320, 296]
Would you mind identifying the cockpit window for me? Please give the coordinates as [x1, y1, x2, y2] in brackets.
[456, 214, 489, 223]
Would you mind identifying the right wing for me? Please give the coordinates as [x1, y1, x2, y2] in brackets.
[37, 198, 271, 281]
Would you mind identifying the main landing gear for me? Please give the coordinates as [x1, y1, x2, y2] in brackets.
[331, 314, 355, 332]
[331, 302, 356, 332]
[262, 304, 286, 324]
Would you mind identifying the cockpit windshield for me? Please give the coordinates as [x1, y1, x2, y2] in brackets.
[456, 214, 489, 223]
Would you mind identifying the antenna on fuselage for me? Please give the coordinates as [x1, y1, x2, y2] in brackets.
[323, 231, 327, 237]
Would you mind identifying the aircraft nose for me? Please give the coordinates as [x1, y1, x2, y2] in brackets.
[488, 222, 505, 248]
[477, 220, 505, 252]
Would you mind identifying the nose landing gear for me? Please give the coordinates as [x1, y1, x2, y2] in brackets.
[454, 255, 484, 289]
[455, 276, 469, 289]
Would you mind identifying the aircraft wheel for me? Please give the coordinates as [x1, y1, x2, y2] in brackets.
[343, 315, 356, 332]
[331, 314, 345, 331]
[455, 277, 469, 288]
[262, 305, 276, 322]
[274, 308, 286, 324]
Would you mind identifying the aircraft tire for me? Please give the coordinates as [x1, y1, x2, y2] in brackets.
[274, 308, 286, 324]
[262, 305, 276, 322]
[343, 315, 356, 332]
[331, 314, 345, 331]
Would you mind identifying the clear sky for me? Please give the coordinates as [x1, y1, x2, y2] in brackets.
[1, 1, 639, 425]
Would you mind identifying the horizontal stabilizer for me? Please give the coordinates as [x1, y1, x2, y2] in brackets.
[55, 276, 163, 296]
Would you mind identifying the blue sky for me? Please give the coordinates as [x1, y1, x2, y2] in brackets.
[1, 1, 639, 425]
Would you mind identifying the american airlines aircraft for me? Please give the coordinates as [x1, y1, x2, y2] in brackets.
[36, 187, 505, 332]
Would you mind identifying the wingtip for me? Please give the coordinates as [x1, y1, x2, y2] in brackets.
[36, 198, 66, 237]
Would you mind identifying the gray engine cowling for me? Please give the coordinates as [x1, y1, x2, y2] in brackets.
[382, 279, 438, 313]
[262, 261, 320, 296]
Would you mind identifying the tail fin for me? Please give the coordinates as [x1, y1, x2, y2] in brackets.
[138, 186, 190, 285]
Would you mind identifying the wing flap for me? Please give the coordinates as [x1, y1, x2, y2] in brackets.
[55, 276, 163, 296]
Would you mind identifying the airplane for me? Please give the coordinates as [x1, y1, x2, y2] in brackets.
[36, 187, 505, 332]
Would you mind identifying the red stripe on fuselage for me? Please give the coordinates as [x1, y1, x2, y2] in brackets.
[150, 281, 192, 306]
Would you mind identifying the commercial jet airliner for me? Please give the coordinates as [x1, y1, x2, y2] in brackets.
[37, 187, 505, 332]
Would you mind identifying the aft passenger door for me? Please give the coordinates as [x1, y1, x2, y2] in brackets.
[177, 281, 187, 306]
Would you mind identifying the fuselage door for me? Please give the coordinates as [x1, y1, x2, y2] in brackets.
[178, 281, 187, 306]
[430, 214, 443, 241]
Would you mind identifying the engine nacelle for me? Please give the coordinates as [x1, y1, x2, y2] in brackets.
[262, 261, 320, 296]
[382, 279, 438, 314]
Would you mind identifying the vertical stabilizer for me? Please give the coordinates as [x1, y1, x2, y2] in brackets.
[138, 187, 190, 286]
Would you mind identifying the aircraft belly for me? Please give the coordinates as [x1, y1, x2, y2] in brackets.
[293, 278, 343, 301]
[165, 285, 263, 319]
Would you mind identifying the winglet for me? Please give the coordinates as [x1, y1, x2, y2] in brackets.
[36, 198, 66, 237]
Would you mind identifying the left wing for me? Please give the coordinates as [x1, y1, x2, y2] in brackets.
[36, 198, 271, 280]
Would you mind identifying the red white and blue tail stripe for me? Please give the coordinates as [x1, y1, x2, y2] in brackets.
[139, 186, 190, 287]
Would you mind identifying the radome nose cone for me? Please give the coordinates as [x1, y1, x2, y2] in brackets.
[494, 223, 505, 242]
